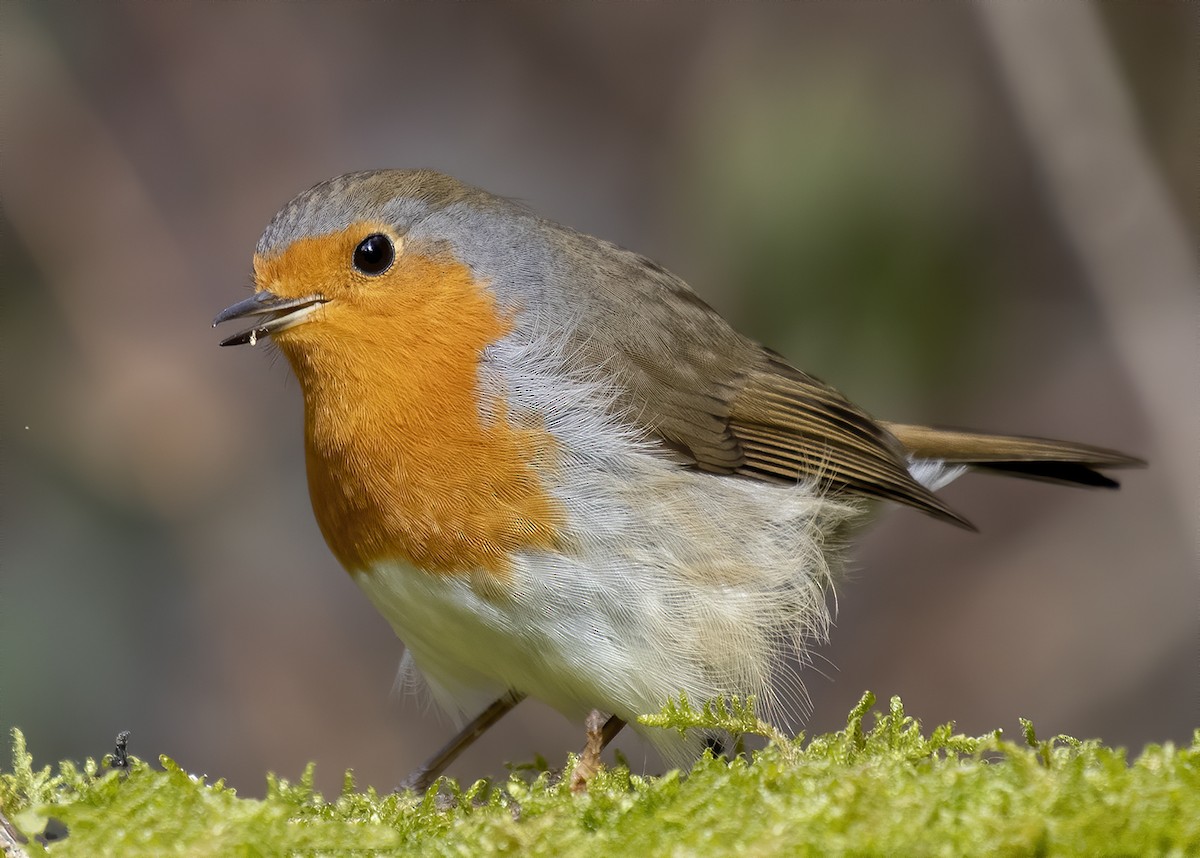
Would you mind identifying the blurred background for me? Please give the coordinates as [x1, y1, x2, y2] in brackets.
[2, 2, 1196, 796]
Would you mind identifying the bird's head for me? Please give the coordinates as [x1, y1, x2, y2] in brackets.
[214, 170, 538, 385]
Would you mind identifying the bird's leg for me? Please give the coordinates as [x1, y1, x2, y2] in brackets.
[396, 691, 525, 793]
[569, 710, 626, 793]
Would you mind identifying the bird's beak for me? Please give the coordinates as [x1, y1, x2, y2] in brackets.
[212, 291, 328, 347]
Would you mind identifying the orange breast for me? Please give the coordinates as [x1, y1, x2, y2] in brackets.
[255, 227, 563, 578]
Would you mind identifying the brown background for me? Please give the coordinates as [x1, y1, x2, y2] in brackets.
[2, 2, 1196, 795]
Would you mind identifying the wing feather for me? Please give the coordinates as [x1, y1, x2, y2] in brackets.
[559, 238, 969, 524]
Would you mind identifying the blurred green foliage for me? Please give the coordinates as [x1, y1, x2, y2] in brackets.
[677, 63, 991, 416]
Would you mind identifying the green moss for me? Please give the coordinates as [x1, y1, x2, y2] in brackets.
[2, 694, 1197, 857]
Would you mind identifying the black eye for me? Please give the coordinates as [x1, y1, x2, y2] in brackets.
[352, 234, 394, 275]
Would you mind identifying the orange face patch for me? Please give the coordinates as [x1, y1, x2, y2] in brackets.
[253, 224, 562, 579]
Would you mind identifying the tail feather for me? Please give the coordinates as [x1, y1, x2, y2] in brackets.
[882, 423, 1145, 490]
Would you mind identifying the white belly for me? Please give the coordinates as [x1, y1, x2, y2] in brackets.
[352, 453, 864, 758]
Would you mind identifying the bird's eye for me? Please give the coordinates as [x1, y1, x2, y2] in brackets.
[352, 234, 395, 275]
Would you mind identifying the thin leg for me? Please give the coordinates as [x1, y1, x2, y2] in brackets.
[569, 710, 626, 793]
[396, 691, 525, 793]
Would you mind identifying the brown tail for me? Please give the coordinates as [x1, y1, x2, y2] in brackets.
[882, 423, 1146, 489]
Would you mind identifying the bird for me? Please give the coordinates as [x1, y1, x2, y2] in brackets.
[214, 169, 1142, 791]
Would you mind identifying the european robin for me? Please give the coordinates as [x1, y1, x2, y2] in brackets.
[215, 170, 1141, 790]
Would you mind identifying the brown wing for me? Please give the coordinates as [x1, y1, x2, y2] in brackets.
[561, 237, 970, 527]
[729, 356, 970, 526]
